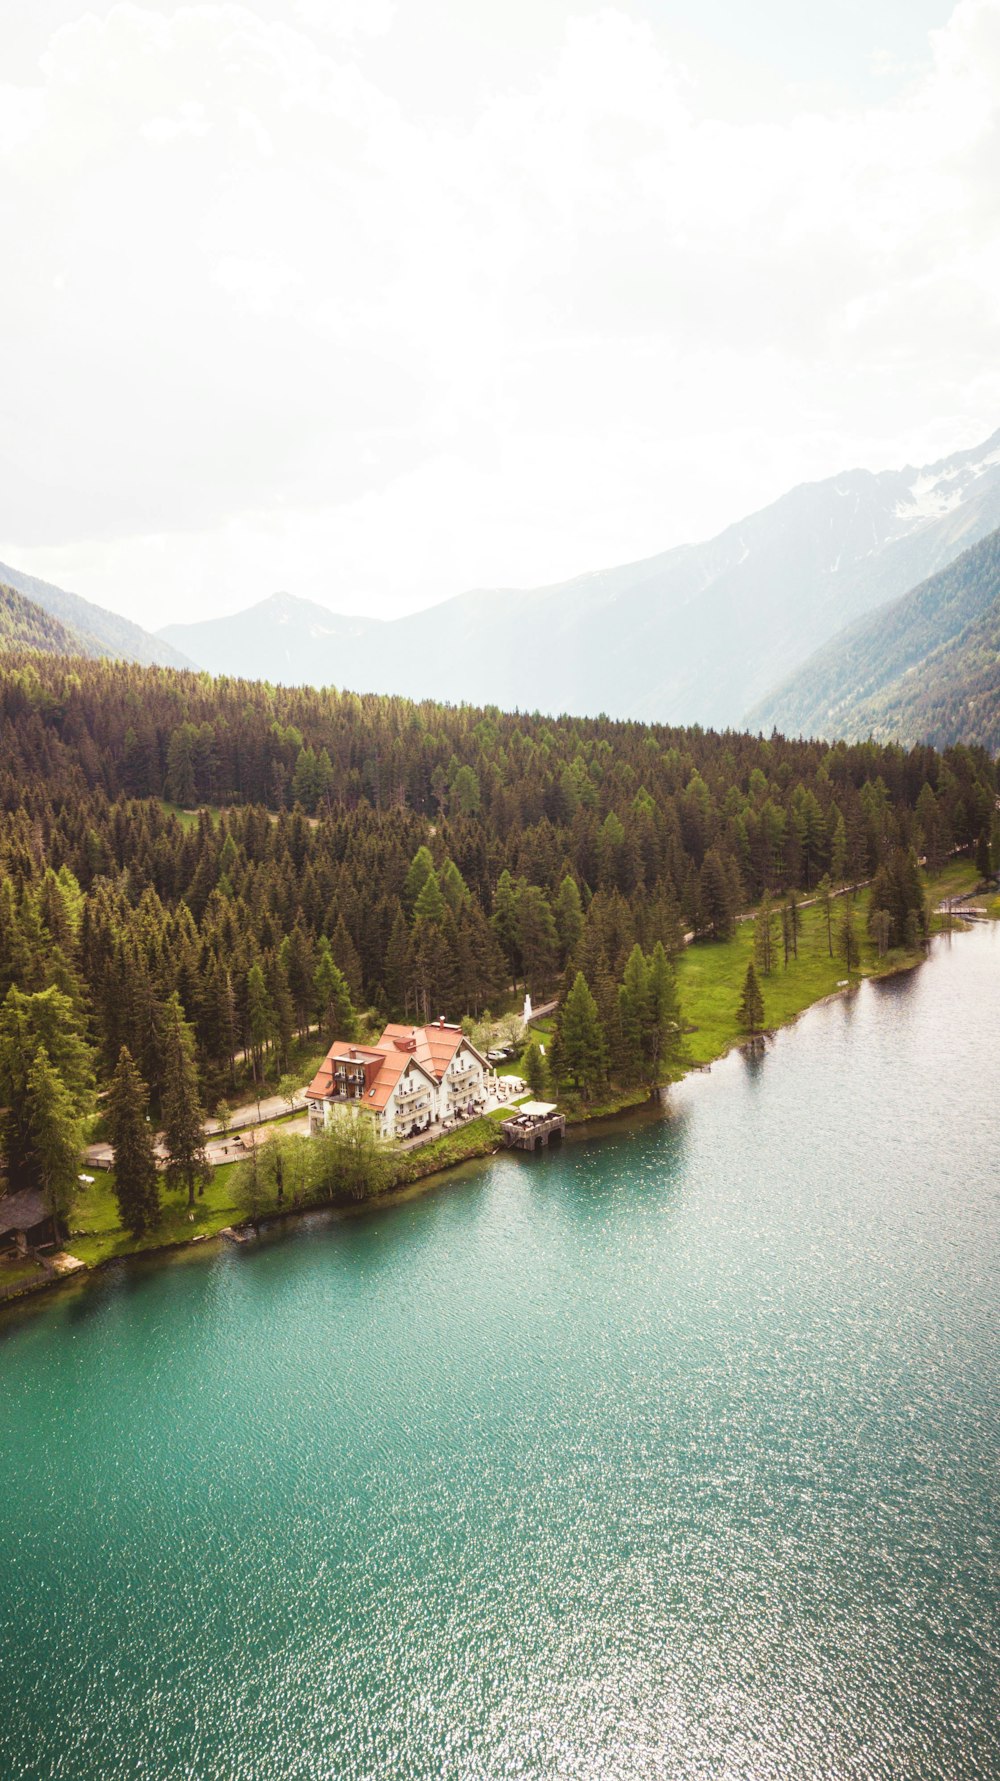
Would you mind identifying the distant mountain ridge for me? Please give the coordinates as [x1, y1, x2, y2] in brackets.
[159, 427, 1000, 728]
[0, 561, 193, 670]
[750, 525, 1000, 752]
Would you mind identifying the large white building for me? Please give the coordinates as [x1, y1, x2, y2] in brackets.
[305, 1019, 491, 1141]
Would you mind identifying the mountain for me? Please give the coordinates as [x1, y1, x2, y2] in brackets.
[161, 591, 380, 685]
[0, 561, 194, 670]
[0, 583, 90, 655]
[160, 428, 1000, 726]
[750, 526, 1000, 752]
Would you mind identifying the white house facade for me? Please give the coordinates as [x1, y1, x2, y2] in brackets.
[306, 1020, 491, 1141]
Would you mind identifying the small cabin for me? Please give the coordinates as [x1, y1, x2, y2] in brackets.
[0, 1188, 57, 1256]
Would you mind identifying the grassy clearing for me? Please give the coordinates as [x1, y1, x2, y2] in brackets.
[927, 858, 982, 904]
[157, 801, 222, 830]
[0, 1255, 48, 1298]
[675, 890, 920, 1069]
[68, 1163, 244, 1267]
[392, 1118, 501, 1182]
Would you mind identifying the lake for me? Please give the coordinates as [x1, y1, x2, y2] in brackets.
[1, 925, 997, 1780]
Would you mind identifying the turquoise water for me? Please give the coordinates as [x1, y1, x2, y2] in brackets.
[1, 927, 997, 1780]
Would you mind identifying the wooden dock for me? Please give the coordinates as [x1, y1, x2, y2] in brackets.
[501, 1102, 566, 1152]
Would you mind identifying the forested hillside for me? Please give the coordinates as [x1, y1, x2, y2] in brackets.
[0, 585, 87, 656]
[753, 526, 1000, 748]
[0, 559, 193, 670]
[845, 604, 1000, 753]
[0, 652, 994, 1233]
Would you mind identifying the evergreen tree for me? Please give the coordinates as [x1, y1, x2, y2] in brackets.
[313, 939, 356, 1039]
[439, 857, 471, 914]
[26, 1046, 83, 1240]
[617, 943, 651, 1083]
[830, 809, 848, 884]
[383, 907, 412, 1017]
[555, 972, 608, 1100]
[698, 848, 735, 940]
[330, 914, 364, 1001]
[753, 892, 778, 975]
[413, 867, 447, 924]
[786, 891, 800, 960]
[521, 1038, 548, 1098]
[106, 1045, 160, 1238]
[0, 985, 94, 1190]
[161, 995, 208, 1208]
[491, 869, 522, 983]
[516, 884, 559, 995]
[403, 845, 436, 915]
[647, 941, 682, 1073]
[246, 962, 275, 1085]
[816, 874, 834, 957]
[838, 898, 860, 973]
[737, 961, 765, 1035]
[554, 874, 585, 964]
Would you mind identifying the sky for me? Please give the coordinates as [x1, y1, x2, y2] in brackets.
[1, 0, 999, 630]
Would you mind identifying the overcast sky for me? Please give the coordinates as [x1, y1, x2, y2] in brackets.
[2, 0, 999, 629]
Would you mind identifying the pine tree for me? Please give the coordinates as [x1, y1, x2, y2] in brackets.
[413, 868, 447, 924]
[753, 892, 778, 975]
[556, 972, 608, 1100]
[838, 898, 860, 973]
[516, 884, 559, 995]
[383, 907, 412, 1017]
[491, 869, 522, 983]
[313, 938, 356, 1040]
[521, 1038, 548, 1098]
[403, 845, 436, 914]
[330, 914, 364, 1002]
[161, 995, 208, 1208]
[737, 961, 765, 1035]
[106, 1046, 160, 1238]
[816, 875, 834, 957]
[830, 809, 848, 884]
[0, 985, 94, 1190]
[647, 941, 681, 1073]
[699, 848, 735, 940]
[25, 1046, 83, 1240]
[554, 874, 584, 965]
[245, 961, 275, 1085]
[439, 858, 470, 914]
[617, 943, 651, 1083]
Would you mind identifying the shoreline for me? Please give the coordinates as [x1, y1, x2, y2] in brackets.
[0, 931, 950, 1320]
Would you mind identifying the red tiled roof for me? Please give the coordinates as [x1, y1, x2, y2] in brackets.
[305, 1036, 439, 1113]
[304, 1044, 383, 1102]
[378, 1022, 488, 1081]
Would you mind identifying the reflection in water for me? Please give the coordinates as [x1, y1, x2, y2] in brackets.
[0, 928, 997, 1781]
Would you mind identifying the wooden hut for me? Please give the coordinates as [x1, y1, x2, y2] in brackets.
[0, 1189, 57, 1255]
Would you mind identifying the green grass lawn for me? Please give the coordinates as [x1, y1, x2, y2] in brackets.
[675, 891, 916, 1069]
[393, 1117, 502, 1182]
[157, 800, 222, 830]
[0, 1255, 48, 1297]
[68, 1162, 245, 1267]
[929, 858, 984, 904]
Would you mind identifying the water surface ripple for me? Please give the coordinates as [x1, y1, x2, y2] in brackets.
[1, 927, 997, 1779]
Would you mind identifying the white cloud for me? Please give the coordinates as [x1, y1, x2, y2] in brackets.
[1, 1, 999, 627]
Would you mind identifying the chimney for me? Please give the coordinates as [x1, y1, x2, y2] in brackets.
[439, 1014, 445, 1027]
